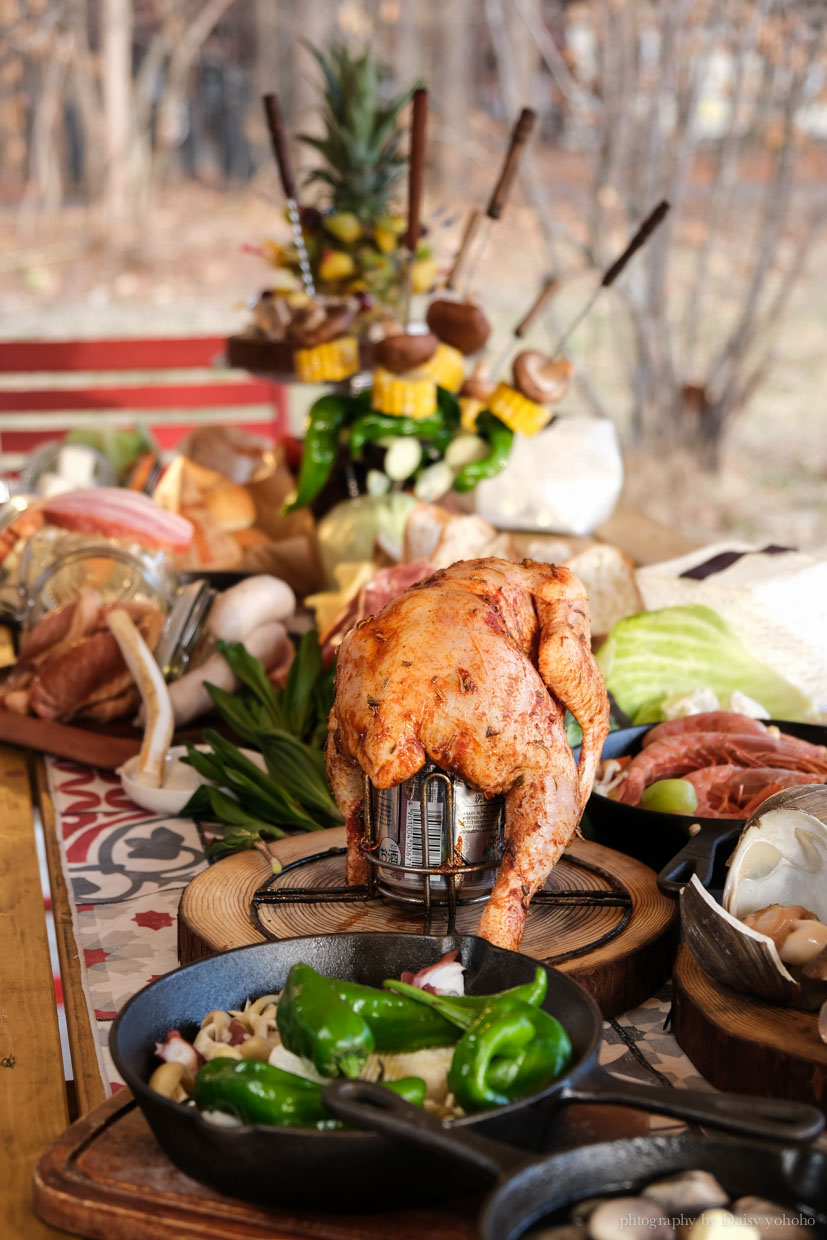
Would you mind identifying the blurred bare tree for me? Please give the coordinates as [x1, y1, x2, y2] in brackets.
[3, 0, 826, 465]
[486, 0, 827, 462]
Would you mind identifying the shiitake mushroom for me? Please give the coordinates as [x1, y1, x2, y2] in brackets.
[285, 299, 358, 347]
[512, 351, 573, 404]
[373, 331, 439, 374]
[426, 298, 491, 355]
[460, 361, 496, 403]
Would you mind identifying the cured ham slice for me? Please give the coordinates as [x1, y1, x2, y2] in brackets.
[43, 488, 193, 552]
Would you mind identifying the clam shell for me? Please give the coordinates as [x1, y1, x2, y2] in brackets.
[723, 786, 827, 923]
[681, 786, 827, 1005]
[681, 875, 801, 1004]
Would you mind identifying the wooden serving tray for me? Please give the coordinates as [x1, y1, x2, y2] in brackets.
[671, 942, 827, 1114]
[33, 1089, 649, 1240]
[179, 830, 678, 1018]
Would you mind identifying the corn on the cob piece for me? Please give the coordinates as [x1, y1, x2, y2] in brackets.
[419, 342, 465, 393]
[459, 396, 485, 432]
[487, 382, 551, 436]
[294, 336, 360, 382]
[372, 367, 437, 418]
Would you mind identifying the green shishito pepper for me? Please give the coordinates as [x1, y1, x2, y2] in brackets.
[349, 386, 460, 460]
[276, 963, 375, 1078]
[328, 979, 459, 1050]
[192, 1058, 426, 1129]
[383, 965, 548, 1032]
[282, 392, 352, 514]
[453, 410, 514, 492]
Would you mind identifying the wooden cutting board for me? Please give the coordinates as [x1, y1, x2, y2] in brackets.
[671, 942, 827, 1114]
[0, 709, 142, 769]
[33, 1088, 650, 1240]
[178, 830, 678, 1018]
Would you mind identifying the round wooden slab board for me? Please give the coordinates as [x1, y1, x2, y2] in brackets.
[672, 942, 827, 1114]
[179, 830, 677, 1017]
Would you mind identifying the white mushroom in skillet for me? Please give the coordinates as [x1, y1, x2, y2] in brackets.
[643, 1170, 729, 1217]
[588, 1197, 675, 1240]
[732, 1199, 807, 1239]
[688, 1210, 760, 1240]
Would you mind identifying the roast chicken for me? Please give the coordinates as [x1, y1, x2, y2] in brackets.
[326, 557, 611, 949]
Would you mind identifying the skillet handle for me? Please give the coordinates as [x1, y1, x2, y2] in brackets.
[657, 822, 740, 897]
[323, 1080, 534, 1181]
[560, 1065, 824, 1143]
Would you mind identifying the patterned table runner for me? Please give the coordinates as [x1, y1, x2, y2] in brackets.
[45, 756, 709, 1114]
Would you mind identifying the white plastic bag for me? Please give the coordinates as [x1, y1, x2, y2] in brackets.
[473, 417, 623, 535]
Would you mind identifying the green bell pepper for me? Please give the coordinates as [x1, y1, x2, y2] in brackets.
[276, 963, 375, 1078]
[448, 999, 573, 1112]
[192, 1057, 426, 1129]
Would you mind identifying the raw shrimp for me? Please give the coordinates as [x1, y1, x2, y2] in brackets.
[641, 712, 768, 747]
[616, 732, 827, 805]
[683, 764, 822, 817]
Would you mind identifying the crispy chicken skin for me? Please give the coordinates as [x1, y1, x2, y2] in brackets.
[326, 557, 610, 949]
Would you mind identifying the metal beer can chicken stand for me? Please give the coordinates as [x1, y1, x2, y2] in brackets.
[249, 762, 634, 948]
[364, 765, 505, 921]
[250, 765, 506, 936]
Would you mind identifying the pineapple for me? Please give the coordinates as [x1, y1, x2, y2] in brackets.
[268, 43, 436, 306]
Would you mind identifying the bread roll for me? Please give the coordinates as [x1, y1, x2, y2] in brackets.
[204, 483, 256, 532]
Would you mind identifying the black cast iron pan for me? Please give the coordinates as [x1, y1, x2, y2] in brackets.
[326, 1081, 827, 1239]
[582, 721, 827, 897]
[110, 933, 823, 1210]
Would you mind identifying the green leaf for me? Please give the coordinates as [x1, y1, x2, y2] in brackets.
[282, 630, 324, 738]
[216, 641, 283, 728]
[181, 784, 213, 819]
[181, 744, 225, 783]
[204, 823, 286, 862]
[197, 786, 269, 829]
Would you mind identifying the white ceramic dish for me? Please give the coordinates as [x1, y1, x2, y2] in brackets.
[118, 744, 267, 815]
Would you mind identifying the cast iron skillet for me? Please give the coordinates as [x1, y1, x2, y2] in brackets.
[583, 721, 827, 897]
[110, 933, 823, 1210]
[326, 1081, 827, 1239]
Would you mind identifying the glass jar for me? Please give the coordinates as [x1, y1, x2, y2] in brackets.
[18, 528, 177, 628]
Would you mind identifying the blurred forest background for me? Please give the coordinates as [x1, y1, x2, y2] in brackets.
[2, 0, 827, 550]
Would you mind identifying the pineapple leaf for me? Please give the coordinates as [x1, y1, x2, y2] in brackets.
[298, 40, 412, 220]
[302, 42, 344, 116]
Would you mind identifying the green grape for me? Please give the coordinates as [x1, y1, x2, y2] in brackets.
[640, 778, 699, 815]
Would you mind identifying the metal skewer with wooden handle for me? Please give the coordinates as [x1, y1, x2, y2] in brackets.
[403, 86, 428, 327]
[550, 199, 670, 360]
[262, 92, 316, 299]
[457, 107, 537, 297]
[486, 276, 560, 380]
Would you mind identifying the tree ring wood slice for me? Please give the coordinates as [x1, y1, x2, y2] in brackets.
[672, 942, 827, 1114]
[179, 830, 677, 1017]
